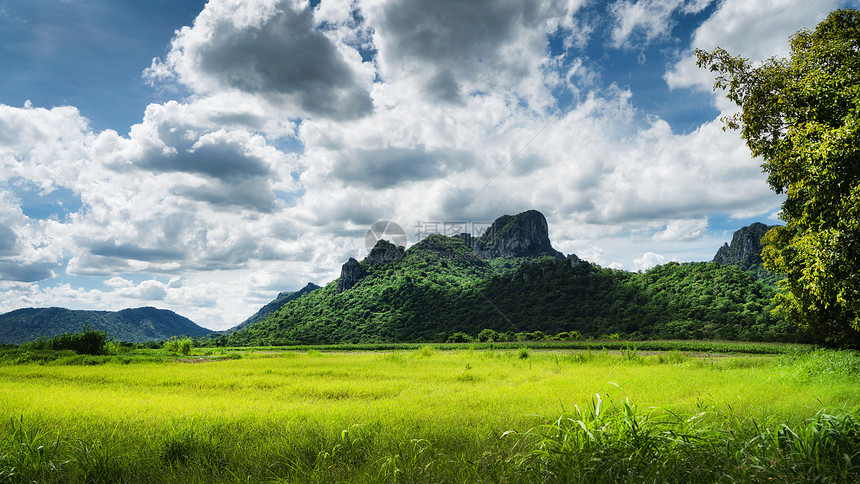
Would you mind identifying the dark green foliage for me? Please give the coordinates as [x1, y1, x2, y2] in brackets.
[0, 306, 211, 344]
[228, 233, 804, 346]
[446, 332, 473, 343]
[23, 328, 107, 355]
[477, 329, 500, 342]
[697, 10, 860, 346]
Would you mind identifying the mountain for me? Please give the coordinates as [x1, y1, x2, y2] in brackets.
[227, 211, 802, 346]
[713, 222, 780, 282]
[0, 306, 212, 344]
[713, 222, 774, 268]
[467, 209, 565, 259]
[226, 282, 321, 334]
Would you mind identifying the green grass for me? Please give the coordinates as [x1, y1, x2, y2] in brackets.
[0, 347, 858, 482]
[225, 339, 808, 355]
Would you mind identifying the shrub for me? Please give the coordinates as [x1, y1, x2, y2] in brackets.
[22, 328, 107, 355]
[525, 331, 545, 341]
[446, 332, 473, 343]
[478, 329, 500, 342]
[164, 337, 193, 356]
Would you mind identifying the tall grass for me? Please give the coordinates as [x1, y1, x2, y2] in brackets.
[509, 396, 860, 483]
[1, 347, 858, 482]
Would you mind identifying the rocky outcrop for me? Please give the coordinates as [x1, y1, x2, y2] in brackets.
[366, 239, 406, 266]
[337, 257, 365, 293]
[472, 210, 564, 260]
[566, 253, 587, 268]
[713, 222, 776, 270]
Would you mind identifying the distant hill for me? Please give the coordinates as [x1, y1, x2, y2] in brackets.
[227, 211, 802, 346]
[225, 282, 320, 334]
[0, 306, 212, 344]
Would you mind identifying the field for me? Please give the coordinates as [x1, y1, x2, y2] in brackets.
[1, 345, 860, 483]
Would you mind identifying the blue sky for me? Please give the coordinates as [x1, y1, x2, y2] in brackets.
[0, 0, 857, 330]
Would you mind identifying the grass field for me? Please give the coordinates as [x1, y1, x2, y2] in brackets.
[1, 345, 859, 482]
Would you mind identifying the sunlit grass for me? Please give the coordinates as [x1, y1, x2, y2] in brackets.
[1, 348, 858, 482]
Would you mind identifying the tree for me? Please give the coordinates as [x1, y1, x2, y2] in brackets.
[696, 9, 860, 345]
[477, 328, 500, 342]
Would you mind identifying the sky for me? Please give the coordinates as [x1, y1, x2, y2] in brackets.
[1, 0, 858, 331]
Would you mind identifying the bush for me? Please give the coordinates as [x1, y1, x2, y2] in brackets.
[525, 331, 545, 341]
[164, 337, 194, 356]
[22, 328, 107, 355]
[478, 329, 500, 342]
[446, 332, 474, 343]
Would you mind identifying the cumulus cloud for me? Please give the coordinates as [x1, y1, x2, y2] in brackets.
[0, 224, 16, 252]
[146, 0, 373, 120]
[104, 276, 134, 288]
[1, 0, 825, 330]
[117, 280, 168, 301]
[367, 0, 583, 109]
[665, 0, 842, 92]
[330, 147, 474, 189]
[0, 261, 57, 282]
[634, 251, 672, 271]
[0, 103, 94, 192]
[653, 218, 708, 241]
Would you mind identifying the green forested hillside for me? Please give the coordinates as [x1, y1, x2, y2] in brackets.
[225, 282, 321, 335]
[227, 235, 803, 346]
[0, 306, 212, 344]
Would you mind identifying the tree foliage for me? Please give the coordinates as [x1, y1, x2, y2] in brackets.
[696, 9, 860, 345]
[23, 327, 108, 355]
[226, 235, 803, 346]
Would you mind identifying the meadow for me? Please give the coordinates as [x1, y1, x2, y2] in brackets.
[1, 345, 859, 483]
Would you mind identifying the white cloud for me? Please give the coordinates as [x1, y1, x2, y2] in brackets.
[146, 0, 373, 120]
[104, 277, 134, 288]
[653, 218, 708, 241]
[665, 0, 843, 92]
[1, 0, 817, 331]
[610, 0, 713, 48]
[633, 251, 672, 271]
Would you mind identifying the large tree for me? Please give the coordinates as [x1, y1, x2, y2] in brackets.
[696, 9, 860, 345]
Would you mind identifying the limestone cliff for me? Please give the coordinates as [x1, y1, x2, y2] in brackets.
[471, 210, 564, 260]
[337, 257, 365, 293]
[713, 222, 777, 270]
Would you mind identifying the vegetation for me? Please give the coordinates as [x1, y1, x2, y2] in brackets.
[225, 282, 321, 335]
[201, 340, 808, 356]
[0, 347, 858, 482]
[20, 328, 107, 355]
[0, 307, 211, 345]
[163, 337, 194, 356]
[227, 235, 802, 346]
[697, 9, 860, 346]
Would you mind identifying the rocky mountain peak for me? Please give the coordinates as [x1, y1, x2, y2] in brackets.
[337, 257, 365, 293]
[713, 222, 776, 270]
[472, 210, 564, 260]
[366, 239, 406, 266]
